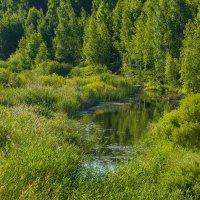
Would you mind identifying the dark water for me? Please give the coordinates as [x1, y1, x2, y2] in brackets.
[77, 93, 175, 172]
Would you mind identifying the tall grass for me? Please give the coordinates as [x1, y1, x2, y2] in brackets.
[71, 94, 200, 200]
[0, 66, 199, 199]
[0, 105, 88, 199]
[0, 67, 135, 116]
[73, 141, 200, 200]
[0, 66, 136, 199]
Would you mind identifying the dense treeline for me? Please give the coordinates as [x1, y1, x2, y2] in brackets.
[0, 0, 200, 92]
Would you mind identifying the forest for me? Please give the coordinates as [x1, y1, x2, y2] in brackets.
[0, 0, 199, 199]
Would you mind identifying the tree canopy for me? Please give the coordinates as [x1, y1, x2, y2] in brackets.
[0, 0, 199, 92]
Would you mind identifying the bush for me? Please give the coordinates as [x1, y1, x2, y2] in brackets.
[9, 73, 31, 87]
[0, 68, 12, 85]
[0, 69, 31, 87]
[21, 89, 57, 109]
[0, 60, 10, 69]
[69, 65, 109, 77]
[37, 74, 66, 87]
[8, 53, 28, 72]
[42, 61, 73, 76]
[152, 94, 200, 148]
[56, 95, 81, 115]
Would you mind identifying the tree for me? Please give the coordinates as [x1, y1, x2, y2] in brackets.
[19, 0, 48, 12]
[133, 0, 192, 78]
[35, 42, 49, 66]
[25, 7, 43, 33]
[112, 0, 142, 68]
[165, 54, 180, 86]
[82, 1, 112, 66]
[53, 0, 83, 64]
[0, 12, 23, 59]
[180, 18, 200, 93]
[71, 0, 93, 15]
[11, 32, 43, 70]
[38, 0, 60, 54]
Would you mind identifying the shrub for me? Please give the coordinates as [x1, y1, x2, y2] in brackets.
[21, 87, 58, 109]
[9, 73, 30, 87]
[69, 65, 109, 77]
[56, 95, 81, 115]
[152, 94, 200, 148]
[0, 60, 10, 69]
[0, 68, 12, 85]
[38, 74, 66, 87]
[42, 61, 72, 76]
[8, 53, 28, 72]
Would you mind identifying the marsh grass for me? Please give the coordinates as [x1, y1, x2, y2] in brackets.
[0, 104, 89, 199]
[0, 68, 134, 116]
[0, 66, 199, 199]
[71, 94, 200, 200]
[0, 67, 135, 199]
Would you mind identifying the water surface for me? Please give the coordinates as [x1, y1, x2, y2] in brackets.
[77, 93, 174, 171]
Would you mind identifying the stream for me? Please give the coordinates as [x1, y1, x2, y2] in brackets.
[76, 92, 176, 173]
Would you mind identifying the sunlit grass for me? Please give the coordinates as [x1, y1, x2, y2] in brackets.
[0, 66, 199, 199]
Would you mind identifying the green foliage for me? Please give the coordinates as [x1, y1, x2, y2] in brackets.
[42, 61, 72, 76]
[180, 15, 200, 93]
[0, 12, 24, 59]
[73, 141, 200, 199]
[38, 74, 66, 87]
[21, 88, 58, 109]
[71, 95, 200, 199]
[0, 69, 133, 115]
[0, 68, 28, 88]
[11, 32, 43, 70]
[0, 1, 199, 199]
[35, 42, 49, 66]
[133, 0, 191, 77]
[0, 125, 8, 149]
[0, 60, 10, 69]
[0, 105, 86, 199]
[25, 7, 44, 33]
[0, 68, 11, 85]
[0, 0, 199, 91]
[69, 65, 109, 77]
[82, 1, 112, 65]
[165, 53, 180, 86]
[112, 0, 142, 68]
[0, 140, 82, 199]
[37, 0, 60, 49]
[152, 94, 200, 148]
[53, 0, 83, 64]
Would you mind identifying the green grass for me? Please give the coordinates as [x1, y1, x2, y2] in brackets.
[73, 141, 200, 200]
[71, 94, 200, 200]
[0, 67, 135, 116]
[0, 104, 88, 199]
[0, 66, 199, 199]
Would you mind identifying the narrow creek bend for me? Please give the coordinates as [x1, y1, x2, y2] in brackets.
[76, 92, 176, 172]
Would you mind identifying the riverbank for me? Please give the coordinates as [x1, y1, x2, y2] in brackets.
[0, 68, 199, 199]
[0, 67, 138, 117]
[0, 68, 137, 199]
[72, 93, 200, 200]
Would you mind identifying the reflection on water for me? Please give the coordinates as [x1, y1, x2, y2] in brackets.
[77, 93, 174, 171]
